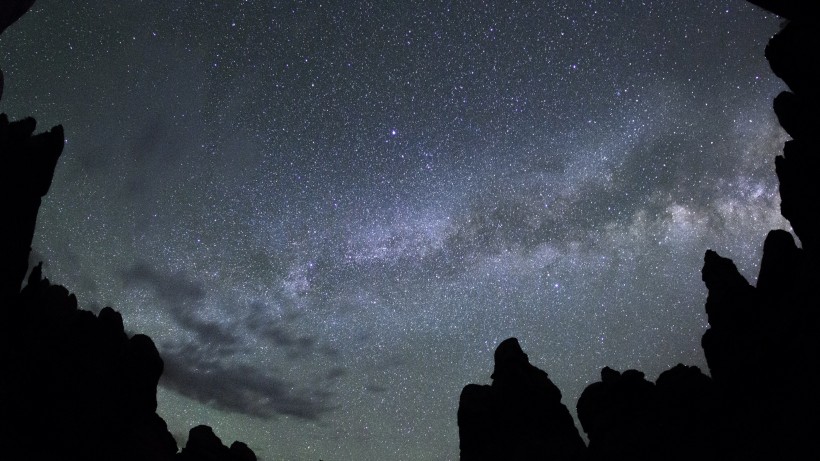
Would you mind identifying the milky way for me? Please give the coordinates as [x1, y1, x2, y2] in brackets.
[0, 1, 788, 459]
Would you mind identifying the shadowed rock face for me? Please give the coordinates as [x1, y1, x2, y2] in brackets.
[577, 232, 817, 461]
[763, 8, 820, 253]
[577, 365, 718, 461]
[576, 368, 658, 460]
[458, 338, 585, 461]
[0, 0, 36, 101]
[747, 0, 819, 22]
[1, 264, 179, 460]
[179, 425, 257, 461]
[699, 232, 820, 461]
[0, 115, 63, 302]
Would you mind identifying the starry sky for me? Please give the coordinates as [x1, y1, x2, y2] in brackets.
[0, 1, 790, 459]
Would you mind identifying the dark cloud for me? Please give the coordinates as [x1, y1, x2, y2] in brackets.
[120, 262, 237, 346]
[120, 262, 343, 418]
[245, 301, 340, 360]
[263, 325, 314, 351]
[120, 262, 206, 305]
[326, 367, 347, 380]
[161, 343, 335, 420]
[319, 344, 342, 359]
[365, 384, 388, 394]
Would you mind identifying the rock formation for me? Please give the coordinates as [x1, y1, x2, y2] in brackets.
[179, 425, 257, 461]
[576, 368, 659, 460]
[0, 114, 258, 461]
[0, 115, 63, 303]
[765, 8, 820, 254]
[458, 338, 585, 460]
[576, 365, 718, 461]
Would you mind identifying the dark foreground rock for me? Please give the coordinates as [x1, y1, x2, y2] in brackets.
[0, 115, 63, 303]
[1, 263, 179, 460]
[577, 365, 718, 461]
[179, 425, 258, 461]
[458, 338, 585, 460]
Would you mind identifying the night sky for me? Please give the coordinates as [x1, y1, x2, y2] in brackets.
[0, 1, 789, 459]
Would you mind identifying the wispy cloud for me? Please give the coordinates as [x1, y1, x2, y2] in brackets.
[161, 343, 335, 420]
[119, 262, 342, 420]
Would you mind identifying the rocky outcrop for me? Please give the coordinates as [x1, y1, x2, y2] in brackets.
[763, 4, 820, 253]
[458, 338, 585, 460]
[0, 115, 63, 303]
[699, 235, 820, 459]
[577, 365, 717, 461]
[1, 264, 179, 460]
[747, 0, 818, 22]
[576, 368, 659, 460]
[179, 425, 257, 461]
[653, 364, 718, 461]
[0, 0, 37, 101]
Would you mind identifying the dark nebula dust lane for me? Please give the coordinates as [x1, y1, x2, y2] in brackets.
[0, 1, 788, 459]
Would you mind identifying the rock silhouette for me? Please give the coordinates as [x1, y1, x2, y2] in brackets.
[576, 365, 718, 461]
[768, 15, 820, 253]
[698, 234, 819, 459]
[2, 258, 257, 460]
[747, 0, 819, 22]
[576, 368, 659, 460]
[2, 258, 179, 459]
[179, 425, 257, 461]
[458, 338, 585, 460]
[0, 115, 63, 303]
